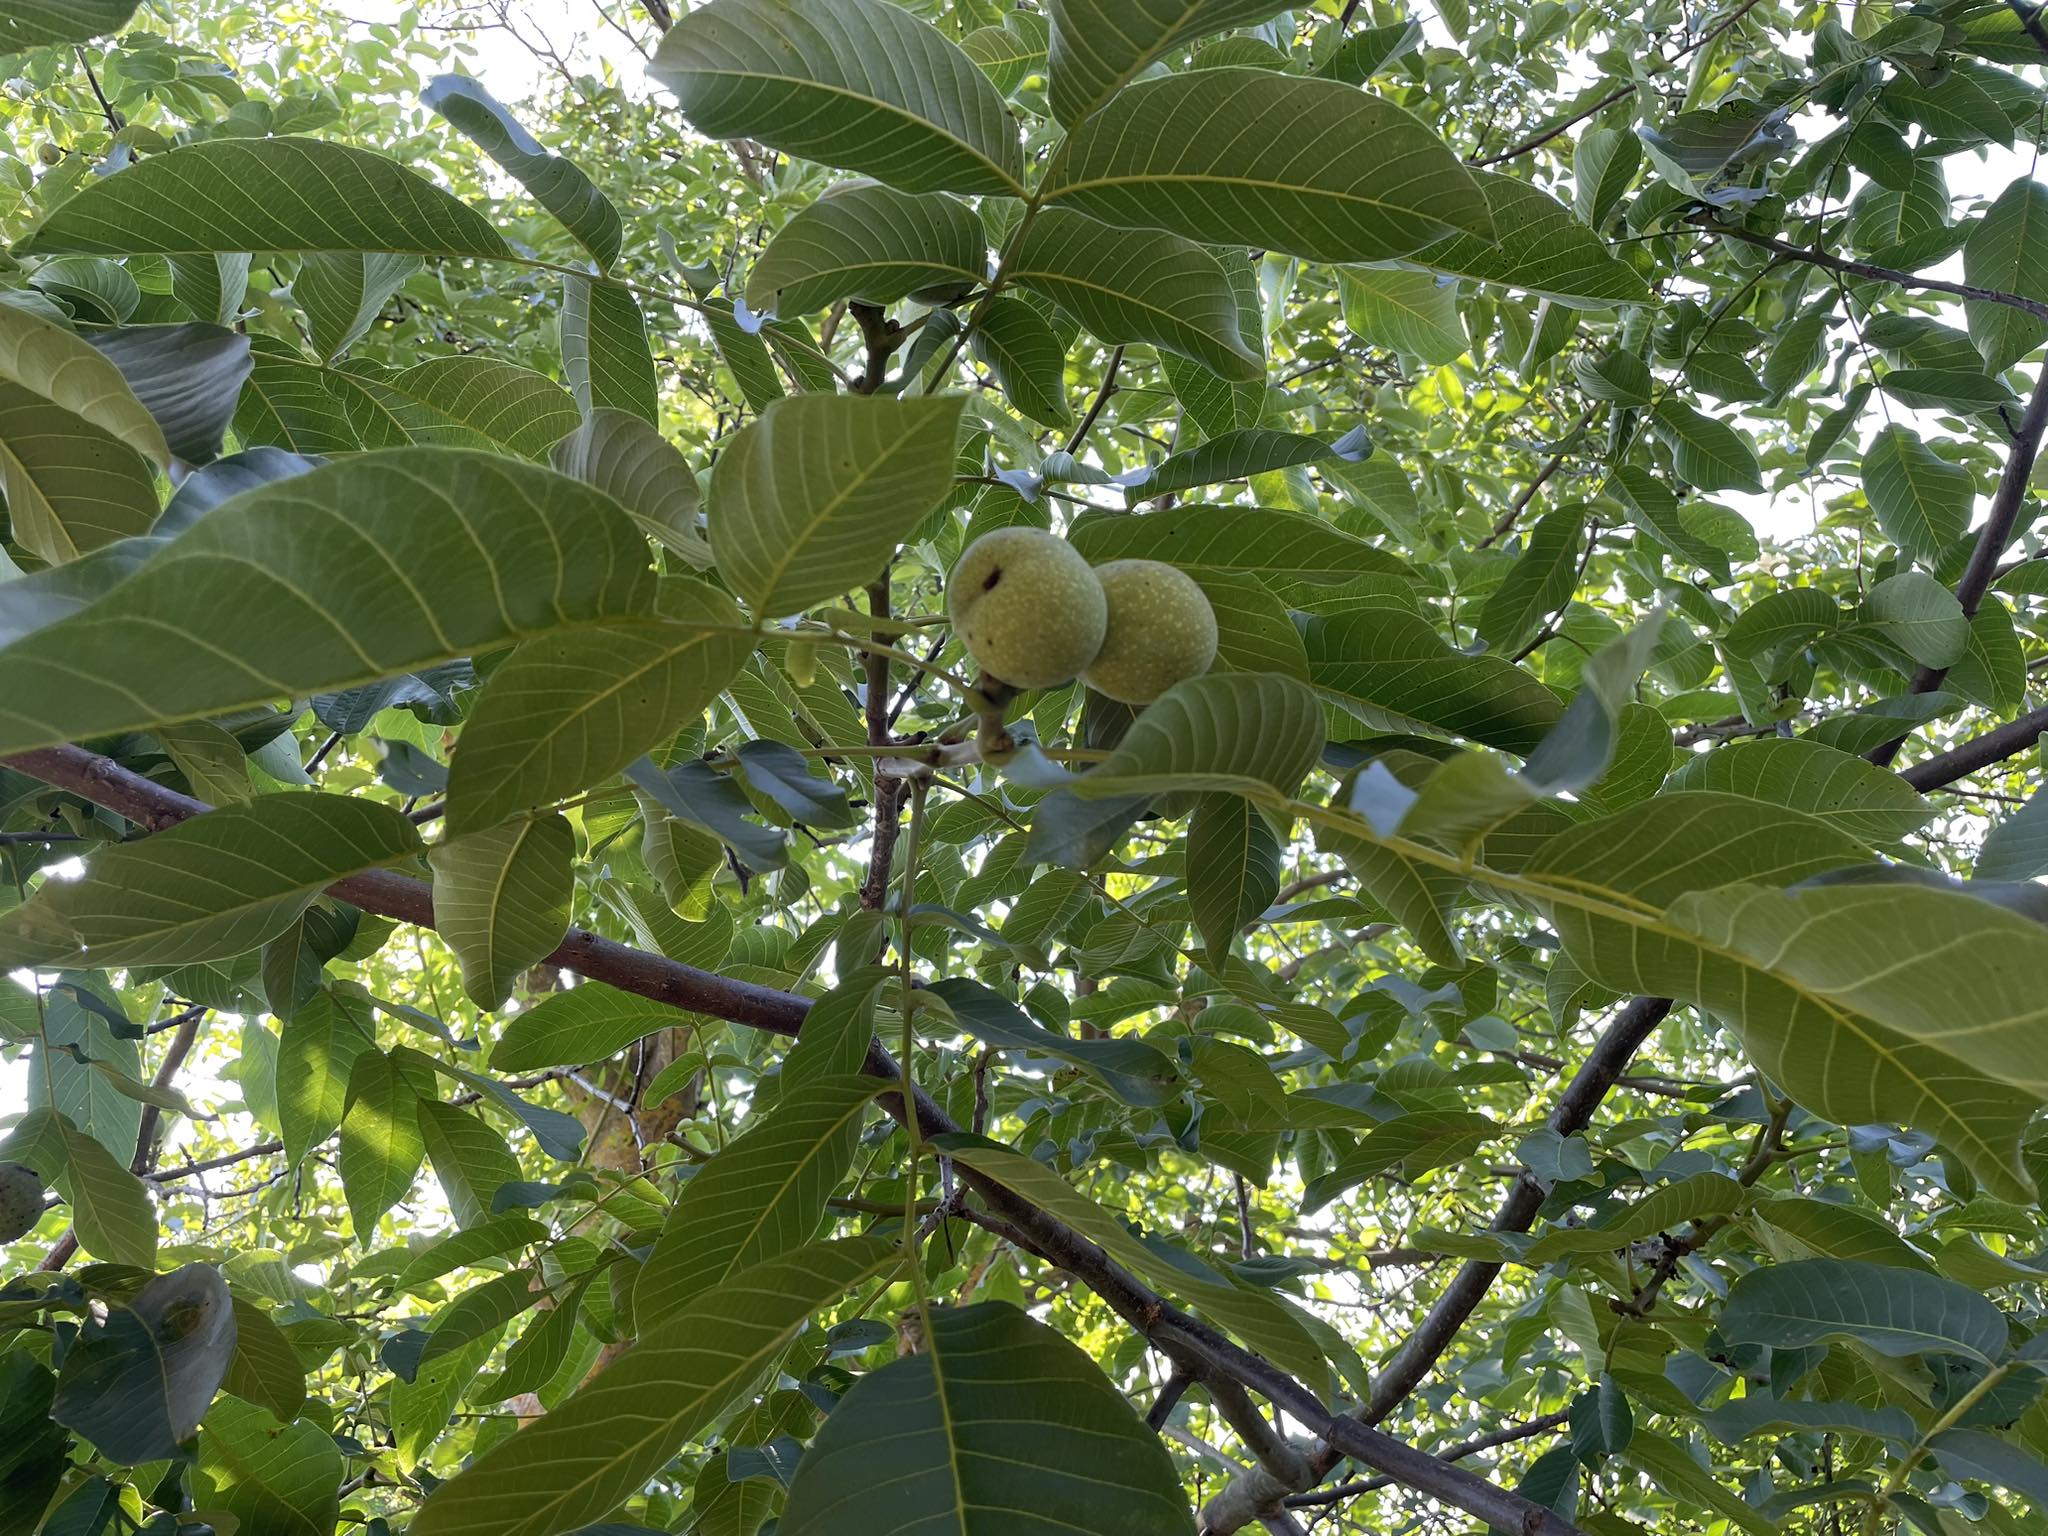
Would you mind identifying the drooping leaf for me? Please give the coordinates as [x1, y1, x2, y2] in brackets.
[339, 1049, 426, 1235]
[51, 1264, 233, 1464]
[1187, 793, 1281, 963]
[429, 814, 576, 1010]
[0, 794, 422, 969]
[551, 408, 709, 568]
[1304, 607, 1563, 754]
[708, 393, 963, 617]
[277, 988, 377, 1167]
[1008, 207, 1262, 383]
[409, 1236, 898, 1536]
[636, 1075, 883, 1318]
[18, 138, 511, 261]
[425, 73, 623, 269]
[1042, 70, 1494, 264]
[53, 1112, 156, 1268]
[562, 277, 659, 425]
[1475, 507, 1584, 656]
[87, 323, 252, 466]
[294, 252, 422, 363]
[650, 0, 1026, 197]
[970, 297, 1071, 426]
[779, 1301, 1196, 1536]
[0, 448, 658, 755]
[746, 182, 984, 318]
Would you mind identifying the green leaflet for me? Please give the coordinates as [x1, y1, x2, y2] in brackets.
[0, 794, 422, 969]
[779, 1302, 1197, 1535]
[1043, 70, 1493, 264]
[707, 393, 964, 617]
[635, 1075, 884, 1318]
[410, 1236, 899, 1536]
[0, 448, 658, 755]
[429, 814, 575, 1010]
[651, 0, 1025, 197]
[425, 73, 622, 269]
[18, 138, 510, 260]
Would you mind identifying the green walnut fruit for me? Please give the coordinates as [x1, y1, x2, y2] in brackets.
[947, 527, 1108, 690]
[35, 142, 60, 167]
[0, 1163, 45, 1243]
[1081, 560, 1219, 704]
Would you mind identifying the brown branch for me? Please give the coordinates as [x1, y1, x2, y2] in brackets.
[1693, 220, 2048, 325]
[1872, 365, 2048, 764]
[75, 45, 123, 135]
[2, 743, 1584, 1536]
[1896, 701, 2048, 792]
[1064, 344, 1124, 456]
[1477, 406, 1598, 550]
[1284, 1409, 1572, 1510]
[147, 1141, 287, 1183]
[1200, 996, 1674, 1531]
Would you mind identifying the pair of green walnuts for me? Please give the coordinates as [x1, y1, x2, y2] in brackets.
[947, 529, 1218, 703]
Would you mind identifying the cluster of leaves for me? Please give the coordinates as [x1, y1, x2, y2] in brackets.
[0, 1, 2047, 1535]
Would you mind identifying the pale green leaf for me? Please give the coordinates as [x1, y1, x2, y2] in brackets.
[339, 1048, 425, 1235]
[490, 982, 682, 1072]
[779, 1302, 1196, 1535]
[0, 448, 659, 756]
[0, 0, 138, 49]
[1042, 69, 1494, 264]
[446, 578, 753, 833]
[708, 393, 963, 617]
[429, 813, 576, 1010]
[1405, 172, 1653, 306]
[0, 794, 423, 969]
[636, 1075, 883, 1318]
[55, 1112, 155, 1268]
[1666, 738, 1935, 846]
[409, 1236, 898, 1536]
[1340, 266, 1465, 364]
[1069, 504, 1409, 580]
[650, 0, 1026, 197]
[277, 989, 377, 1167]
[1187, 793, 1281, 962]
[551, 407, 710, 568]
[563, 277, 659, 425]
[1043, 0, 1293, 127]
[1008, 207, 1261, 382]
[746, 182, 984, 318]
[294, 252, 421, 363]
[18, 138, 510, 260]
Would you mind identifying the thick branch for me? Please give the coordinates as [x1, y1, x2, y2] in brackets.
[1872, 365, 2048, 764]
[1284, 1409, 1571, 1509]
[1896, 701, 2048, 791]
[2, 743, 1581, 1536]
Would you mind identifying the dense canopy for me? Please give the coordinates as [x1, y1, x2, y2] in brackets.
[2, 3, 2048, 1535]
